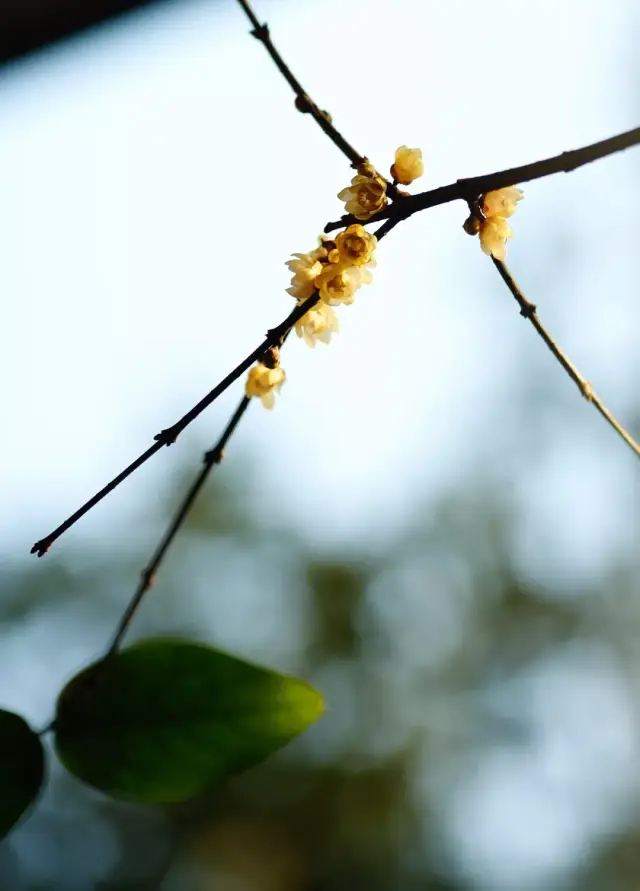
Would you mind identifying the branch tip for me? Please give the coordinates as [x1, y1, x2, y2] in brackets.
[31, 540, 50, 557]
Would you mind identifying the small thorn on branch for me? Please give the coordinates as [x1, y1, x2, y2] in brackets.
[266, 324, 285, 342]
[204, 447, 224, 466]
[580, 381, 595, 402]
[154, 427, 180, 446]
[141, 568, 156, 589]
[519, 302, 537, 319]
[250, 23, 269, 41]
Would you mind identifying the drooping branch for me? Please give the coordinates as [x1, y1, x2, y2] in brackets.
[492, 258, 640, 461]
[324, 125, 640, 232]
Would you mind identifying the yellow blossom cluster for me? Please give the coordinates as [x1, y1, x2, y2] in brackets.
[474, 186, 524, 261]
[337, 148, 424, 219]
[245, 348, 286, 410]
[287, 223, 377, 340]
[244, 223, 377, 409]
[249, 149, 430, 410]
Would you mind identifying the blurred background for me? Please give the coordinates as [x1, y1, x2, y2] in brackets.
[1, 0, 639, 888]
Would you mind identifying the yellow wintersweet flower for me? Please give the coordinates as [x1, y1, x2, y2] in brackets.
[483, 186, 523, 219]
[316, 263, 372, 306]
[334, 224, 377, 267]
[477, 186, 524, 261]
[295, 300, 340, 348]
[390, 145, 424, 185]
[338, 173, 388, 220]
[479, 216, 513, 262]
[245, 362, 286, 410]
[286, 245, 329, 301]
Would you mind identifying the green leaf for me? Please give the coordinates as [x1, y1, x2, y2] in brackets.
[0, 710, 46, 839]
[54, 638, 324, 804]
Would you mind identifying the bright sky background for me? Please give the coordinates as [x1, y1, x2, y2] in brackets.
[0, 0, 639, 887]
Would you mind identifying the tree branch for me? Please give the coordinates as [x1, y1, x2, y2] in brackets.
[103, 396, 251, 658]
[30, 3, 639, 561]
[29, 293, 316, 557]
[90, 1, 414, 642]
[31, 0, 396, 559]
[30, 220, 395, 557]
[492, 257, 640, 461]
[324, 125, 640, 232]
[235, 0, 402, 200]
[236, 0, 363, 168]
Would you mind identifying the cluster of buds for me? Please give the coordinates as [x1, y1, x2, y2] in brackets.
[464, 186, 524, 261]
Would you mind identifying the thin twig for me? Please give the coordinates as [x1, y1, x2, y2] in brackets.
[106, 330, 300, 653]
[30, 292, 320, 557]
[492, 258, 640, 461]
[106, 325, 297, 654]
[104, 396, 251, 657]
[31, 218, 398, 558]
[324, 125, 640, 232]
[237, 0, 362, 168]
[235, 0, 403, 200]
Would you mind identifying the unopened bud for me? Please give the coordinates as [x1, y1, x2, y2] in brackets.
[263, 346, 281, 369]
[463, 214, 481, 236]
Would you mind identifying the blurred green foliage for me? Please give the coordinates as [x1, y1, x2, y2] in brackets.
[1, 459, 639, 891]
[0, 711, 45, 839]
[55, 639, 323, 803]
